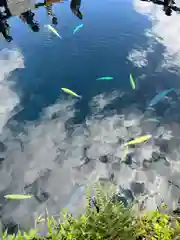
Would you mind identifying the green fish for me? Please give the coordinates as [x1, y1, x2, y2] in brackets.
[125, 134, 152, 146]
[96, 77, 113, 80]
[4, 194, 32, 200]
[61, 88, 81, 98]
[130, 73, 136, 90]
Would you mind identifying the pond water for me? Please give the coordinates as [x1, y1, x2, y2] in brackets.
[1, 0, 180, 233]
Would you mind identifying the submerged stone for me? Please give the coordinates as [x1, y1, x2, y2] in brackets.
[0, 142, 6, 152]
[122, 188, 134, 202]
[151, 152, 161, 162]
[35, 191, 50, 203]
[99, 155, 109, 163]
[130, 182, 145, 196]
[142, 159, 152, 169]
[2, 219, 18, 235]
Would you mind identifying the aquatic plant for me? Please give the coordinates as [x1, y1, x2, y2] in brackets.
[135, 206, 180, 240]
[1, 184, 180, 240]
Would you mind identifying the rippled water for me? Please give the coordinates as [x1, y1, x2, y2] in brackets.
[0, 0, 180, 233]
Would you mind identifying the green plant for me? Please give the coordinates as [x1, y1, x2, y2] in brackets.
[43, 184, 136, 240]
[135, 205, 180, 240]
[1, 185, 180, 240]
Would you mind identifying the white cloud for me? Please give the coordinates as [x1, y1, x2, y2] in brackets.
[131, 0, 180, 71]
[1, 49, 180, 230]
[127, 48, 148, 68]
[1, 91, 180, 230]
[0, 48, 24, 131]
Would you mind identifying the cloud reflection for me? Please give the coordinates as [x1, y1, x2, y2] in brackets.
[1, 85, 180, 231]
[2, 18, 180, 233]
[129, 0, 180, 72]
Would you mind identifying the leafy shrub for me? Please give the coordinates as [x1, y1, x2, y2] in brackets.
[1, 184, 180, 240]
[135, 204, 180, 240]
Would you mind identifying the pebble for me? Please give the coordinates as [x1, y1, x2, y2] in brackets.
[99, 155, 109, 163]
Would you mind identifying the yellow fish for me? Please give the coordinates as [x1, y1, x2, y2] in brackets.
[125, 134, 152, 146]
[61, 88, 81, 98]
[46, 24, 62, 39]
[4, 194, 32, 200]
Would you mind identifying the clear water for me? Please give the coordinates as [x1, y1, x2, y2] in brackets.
[1, 0, 180, 232]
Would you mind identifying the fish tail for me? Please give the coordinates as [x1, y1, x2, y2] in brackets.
[78, 95, 82, 99]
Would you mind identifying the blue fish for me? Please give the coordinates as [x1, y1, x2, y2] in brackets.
[144, 118, 160, 123]
[96, 76, 113, 81]
[73, 24, 84, 34]
[149, 88, 174, 107]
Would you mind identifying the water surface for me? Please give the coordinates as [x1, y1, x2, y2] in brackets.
[0, 0, 180, 232]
